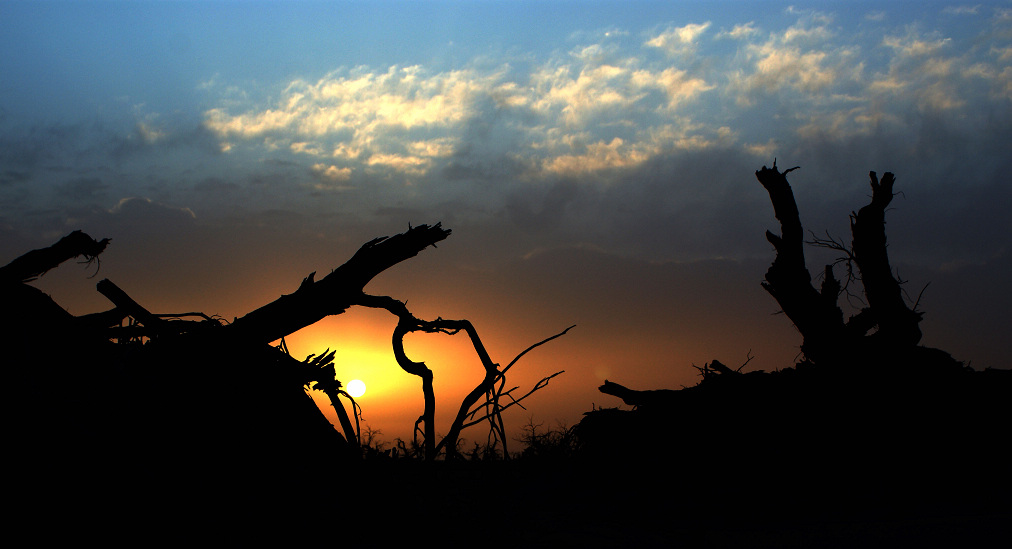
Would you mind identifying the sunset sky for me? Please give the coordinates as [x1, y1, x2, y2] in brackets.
[3, 1, 1010, 445]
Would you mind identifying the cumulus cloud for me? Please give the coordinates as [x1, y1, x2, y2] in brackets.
[717, 22, 759, 40]
[311, 163, 352, 183]
[726, 14, 856, 106]
[542, 137, 649, 175]
[645, 22, 712, 56]
[203, 65, 494, 176]
[184, 6, 1012, 266]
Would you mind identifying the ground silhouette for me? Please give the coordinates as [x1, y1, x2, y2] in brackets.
[576, 163, 1010, 546]
[5, 165, 1009, 546]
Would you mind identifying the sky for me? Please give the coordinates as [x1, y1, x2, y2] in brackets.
[3, 0, 1011, 446]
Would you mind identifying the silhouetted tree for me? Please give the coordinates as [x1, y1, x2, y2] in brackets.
[755, 162, 961, 371]
[4, 223, 567, 479]
[581, 162, 1009, 474]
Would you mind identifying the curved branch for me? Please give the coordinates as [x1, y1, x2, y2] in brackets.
[353, 293, 570, 459]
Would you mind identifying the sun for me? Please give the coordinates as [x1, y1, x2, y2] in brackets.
[346, 379, 366, 398]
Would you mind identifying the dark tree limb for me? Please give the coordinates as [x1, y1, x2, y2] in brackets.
[96, 279, 164, 332]
[352, 293, 570, 460]
[352, 292, 497, 460]
[850, 172, 923, 346]
[598, 380, 681, 407]
[229, 223, 450, 344]
[1, 230, 109, 284]
[755, 162, 847, 364]
[447, 325, 573, 457]
[461, 370, 565, 429]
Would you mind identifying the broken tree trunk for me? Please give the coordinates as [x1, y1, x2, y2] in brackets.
[756, 162, 935, 368]
[850, 171, 923, 348]
[755, 162, 850, 366]
[228, 223, 450, 344]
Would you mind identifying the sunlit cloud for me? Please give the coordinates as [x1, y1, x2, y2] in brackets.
[108, 197, 197, 222]
[530, 63, 645, 126]
[203, 65, 492, 175]
[191, 5, 1012, 188]
[542, 137, 649, 175]
[311, 163, 352, 181]
[882, 33, 952, 58]
[135, 121, 165, 144]
[717, 22, 759, 40]
[366, 153, 431, 175]
[644, 22, 712, 56]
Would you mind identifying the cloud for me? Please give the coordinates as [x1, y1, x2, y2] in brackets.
[57, 177, 109, 202]
[717, 22, 759, 40]
[108, 197, 196, 222]
[530, 63, 646, 126]
[726, 13, 855, 105]
[645, 22, 712, 56]
[311, 163, 352, 184]
[542, 137, 649, 175]
[633, 68, 714, 110]
[942, 5, 982, 16]
[179, 6, 1012, 262]
[203, 65, 495, 175]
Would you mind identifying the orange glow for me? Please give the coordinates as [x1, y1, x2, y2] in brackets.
[279, 308, 498, 443]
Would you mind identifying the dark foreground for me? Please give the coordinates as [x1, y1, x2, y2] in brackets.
[13, 434, 1009, 548]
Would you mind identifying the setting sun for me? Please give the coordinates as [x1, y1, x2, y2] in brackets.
[346, 379, 366, 398]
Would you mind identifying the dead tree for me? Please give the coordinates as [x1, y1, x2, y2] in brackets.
[755, 161, 945, 370]
[5, 223, 566, 470]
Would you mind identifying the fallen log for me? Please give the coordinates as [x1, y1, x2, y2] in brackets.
[598, 380, 681, 407]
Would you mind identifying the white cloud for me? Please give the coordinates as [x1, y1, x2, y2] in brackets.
[870, 29, 970, 112]
[645, 22, 712, 56]
[135, 121, 164, 144]
[531, 64, 645, 126]
[311, 163, 352, 181]
[632, 68, 714, 110]
[542, 137, 649, 175]
[882, 33, 952, 58]
[204, 65, 492, 174]
[197, 10, 1012, 185]
[726, 12, 854, 105]
[730, 41, 848, 103]
[366, 153, 431, 175]
[717, 22, 759, 40]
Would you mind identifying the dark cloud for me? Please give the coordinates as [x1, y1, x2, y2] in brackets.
[56, 177, 109, 202]
[505, 177, 590, 233]
[0, 170, 30, 186]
